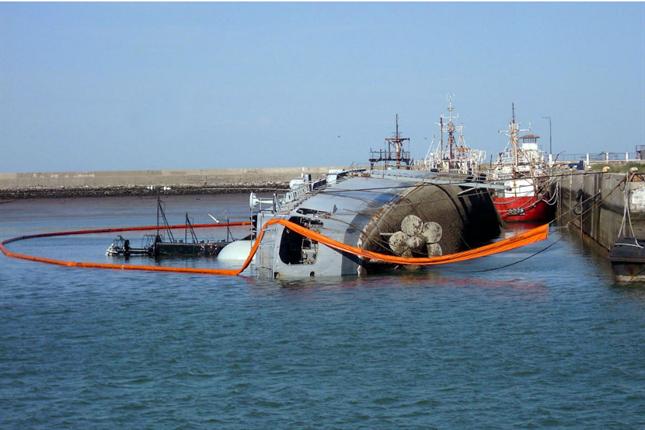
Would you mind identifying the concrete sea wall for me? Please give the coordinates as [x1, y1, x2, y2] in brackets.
[0, 167, 336, 199]
[557, 171, 645, 251]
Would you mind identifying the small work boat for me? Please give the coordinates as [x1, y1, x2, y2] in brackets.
[609, 237, 645, 282]
[106, 196, 230, 258]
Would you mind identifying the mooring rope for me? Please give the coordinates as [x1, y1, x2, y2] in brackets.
[447, 173, 629, 273]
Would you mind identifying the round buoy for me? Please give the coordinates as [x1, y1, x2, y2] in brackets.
[401, 214, 423, 236]
[421, 221, 442, 244]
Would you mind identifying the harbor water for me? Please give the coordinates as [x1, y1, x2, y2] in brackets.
[1, 194, 644, 428]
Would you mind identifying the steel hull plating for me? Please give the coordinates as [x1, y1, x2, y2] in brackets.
[256, 171, 502, 278]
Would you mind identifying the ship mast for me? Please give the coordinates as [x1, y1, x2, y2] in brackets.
[439, 116, 444, 163]
[447, 100, 456, 165]
[511, 103, 519, 174]
[385, 114, 410, 169]
[430, 96, 479, 173]
[370, 114, 412, 170]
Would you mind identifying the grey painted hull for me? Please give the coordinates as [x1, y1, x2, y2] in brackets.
[255, 172, 501, 279]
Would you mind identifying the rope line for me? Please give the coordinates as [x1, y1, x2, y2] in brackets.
[446, 173, 628, 273]
[458, 237, 563, 273]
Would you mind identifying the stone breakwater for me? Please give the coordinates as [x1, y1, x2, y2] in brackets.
[0, 167, 336, 199]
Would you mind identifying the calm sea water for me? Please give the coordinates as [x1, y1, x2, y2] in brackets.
[1, 195, 644, 429]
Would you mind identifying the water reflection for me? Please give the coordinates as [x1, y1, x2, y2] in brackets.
[267, 271, 549, 298]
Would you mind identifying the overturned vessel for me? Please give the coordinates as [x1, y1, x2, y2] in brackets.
[226, 116, 503, 278]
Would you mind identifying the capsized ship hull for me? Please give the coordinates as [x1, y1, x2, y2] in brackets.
[254, 170, 501, 278]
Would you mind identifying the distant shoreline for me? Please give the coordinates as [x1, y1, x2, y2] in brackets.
[0, 166, 339, 200]
[0, 184, 290, 200]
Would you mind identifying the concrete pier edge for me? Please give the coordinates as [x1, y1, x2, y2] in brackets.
[557, 171, 645, 251]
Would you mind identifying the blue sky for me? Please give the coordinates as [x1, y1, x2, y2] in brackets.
[1, 2, 644, 172]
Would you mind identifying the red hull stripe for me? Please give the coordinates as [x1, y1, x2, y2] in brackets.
[493, 196, 552, 223]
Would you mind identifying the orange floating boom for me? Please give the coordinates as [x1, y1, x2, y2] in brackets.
[0, 220, 549, 276]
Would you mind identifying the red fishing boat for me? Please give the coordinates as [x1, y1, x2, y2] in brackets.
[490, 105, 554, 223]
[492, 180, 553, 222]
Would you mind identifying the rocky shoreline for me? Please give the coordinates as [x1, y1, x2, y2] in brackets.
[0, 183, 290, 200]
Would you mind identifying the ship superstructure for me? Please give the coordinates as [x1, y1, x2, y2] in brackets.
[369, 114, 413, 170]
[424, 98, 486, 175]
